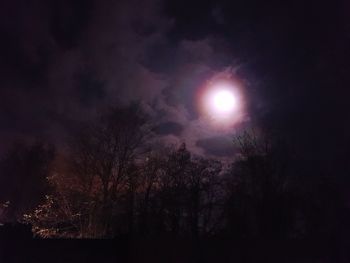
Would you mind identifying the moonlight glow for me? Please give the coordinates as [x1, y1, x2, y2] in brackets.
[198, 78, 244, 126]
[213, 89, 237, 113]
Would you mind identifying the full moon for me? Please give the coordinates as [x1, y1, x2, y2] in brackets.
[213, 89, 237, 113]
[198, 79, 244, 126]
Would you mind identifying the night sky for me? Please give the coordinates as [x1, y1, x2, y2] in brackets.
[1, 0, 349, 174]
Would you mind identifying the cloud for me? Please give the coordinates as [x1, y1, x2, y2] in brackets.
[0, 0, 250, 159]
[153, 121, 184, 136]
[196, 136, 237, 157]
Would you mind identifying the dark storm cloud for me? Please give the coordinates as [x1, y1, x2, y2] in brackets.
[196, 136, 237, 157]
[153, 121, 184, 136]
[1, 0, 349, 164]
[0, 0, 168, 150]
[160, 0, 350, 162]
[50, 0, 93, 50]
[1, 0, 250, 159]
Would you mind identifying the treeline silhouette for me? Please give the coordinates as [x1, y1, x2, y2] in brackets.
[0, 105, 348, 251]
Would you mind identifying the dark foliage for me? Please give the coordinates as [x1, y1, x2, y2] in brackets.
[0, 142, 55, 221]
[0, 107, 348, 262]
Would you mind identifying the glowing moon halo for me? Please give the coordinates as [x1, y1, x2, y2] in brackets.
[213, 89, 237, 113]
[199, 80, 243, 126]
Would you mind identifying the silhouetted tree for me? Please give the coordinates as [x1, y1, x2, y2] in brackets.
[137, 148, 166, 235]
[185, 156, 222, 237]
[0, 142, 54, 222]
[24, 105, 150, 238]
[224, 130, 294, 239]
[136, 144, 223, 237]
